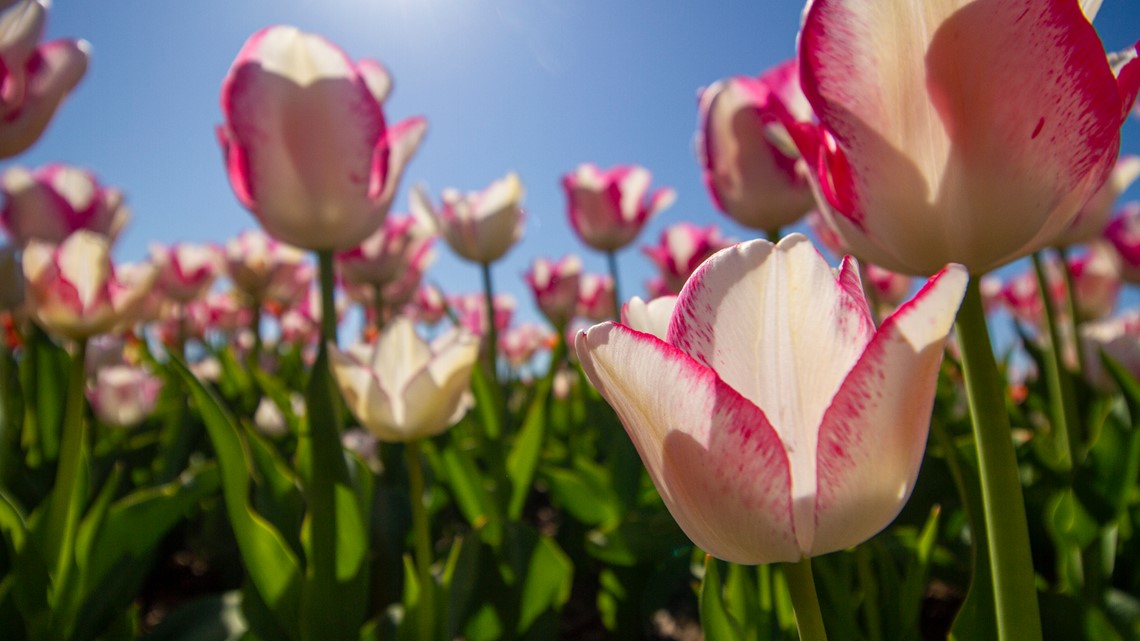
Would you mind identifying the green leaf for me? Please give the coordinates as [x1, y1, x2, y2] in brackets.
[244, 426, 304, 555]
[516, 535, 572, 635]
[700, 556, 744, 641]
[170, 357, 303, 638]
[468, 361, 503, 440]
[23, 326, 69, 463]
[439, 439, 500, 544]
[143, 591, 249, 641]
[542, 463, 620, 527]
[1102, 353, 1140, 419]
[506, 372, 552, 520]
[442, 533, 482, 640]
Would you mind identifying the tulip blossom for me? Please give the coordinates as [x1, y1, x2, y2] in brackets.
[787, 0, 1140, 276]
[218, 26, 427, 251]
[412, 173, 524, 265]
[999, 244, 1120, 327]
[450, 292, 514, 339]
[411, 283, 446, 325]
[864, 264, 913, 312]
[577, 273, 615, 322]
[1104, 202, 1140, 283]
[620, 295, 676, 341]
[696, 60, 815, 233]
[0, 0, 88, 158]
[576, 234, 967, 563]
[22, 231, 156, 340]
[562, 164, 675, 252]
[1, 165, 130, 247]
[86, 364, 162, 428]
[149, 243, 223, 304]
[337, 213, 435, 289]
[330, 317, 480, 442]
[1080, 310, 1140, 391]
[500, 323, 553, 368]
[1057, 155, 1140, 246]
[642, 223, 732, 295]
[525, 255, 582, 328]
[225, 230, 307, 302]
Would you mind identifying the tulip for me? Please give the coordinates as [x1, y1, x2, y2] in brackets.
[450, 292, 514, 339]
[620, 295, 676, 341]
[225, 230, 307, 302]
[864, 264, 913, 312]
[577, 273, 615, 322]
[86, 364, 162, 428]
[576, 234, 967, 563]
[411, 283, 446, 326]
[642, 222, 732, 295]
[0, 0, 88, 158]
[525, 255, 582, 328]
[1, 165, 129, 247]
[22, 231, 155, 340]
[149, 242, 223, 304]
[1080, 310, 1140, 391]
[329, 317, 479, 442]
[412, 173, 524, 265]
[1103, 202, 1140, 283]
[499, 323, 552, 368]
[337, 213, 435, 289]
[1057, 155, 1140, 246]
[696, 60, 815, 233]
[562, 163, 675, 252]
[999, 244, 1120, 327]
[788, 0, 1140, 275]
[218, 26, 426, 251]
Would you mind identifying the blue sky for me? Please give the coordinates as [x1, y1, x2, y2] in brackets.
[16, 0, 1140, 329]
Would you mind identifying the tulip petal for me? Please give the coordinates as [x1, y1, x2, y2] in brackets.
[810, 264, 967, 556]
[397, 336, 479, 439]
[357, 59, 392, 104]
[577, 322, 800, 563]
[372, 316, 432, 392]
[0, 38, 88, 158]
[329, 344, 401, 441]
[800, 0, 1126, 274]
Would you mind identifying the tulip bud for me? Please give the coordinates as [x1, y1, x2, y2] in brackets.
[562, 163, 674, 252]
[1, 165, 130, 247]
[525, 255, 582, 328]
[413, 173, 524, 265]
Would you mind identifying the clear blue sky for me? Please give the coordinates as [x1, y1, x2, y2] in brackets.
[16, 1, 1140, 329]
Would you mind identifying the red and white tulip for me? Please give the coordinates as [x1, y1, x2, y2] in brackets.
[1, 165, 129, 247]
[562, 163, 675, 252]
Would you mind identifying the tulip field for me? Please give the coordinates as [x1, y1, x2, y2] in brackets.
[2, 1, 1140, 641]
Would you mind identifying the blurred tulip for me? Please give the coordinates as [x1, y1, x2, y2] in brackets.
[225, 229, 307, 302]
[1, 164, 129, 247]
[999, 244, 1120, 326]
[411, 283, 446, 325]
[577, 273, 615, 322]
[620, 295, 676, 341]
[337, 213, 434, 288]
[1058, 155, 1140, 246]
[576, 234, 967, 563]
[412, 173, 524, 264]
[500, 322, 552, 368]
[1080, 310, 1140, 391]
[218, 26, 426, 251]
[562, 163, 675, 252]
[525, 255, 582, 328]
[0, 0, 88, 158]
[1103, 202, 1140, 283]
[450, 292, 514, 339]
[330, 317, 479, 442]
[864, 264, 913, 311]
[642, 222, 731, 295]
[86, 364, 162, 428]
[23, 231, 155, 340]
[696, 60, 815, 233]
[149, 243, 223, 304]
[788, 0, 1140, 275]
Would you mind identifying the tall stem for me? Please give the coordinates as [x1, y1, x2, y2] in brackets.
[318, 250, 338, 347]
[249, 301, 263, 364]
[1056, 246, 1086, 377]
[1031, 252, 1079, 470]
[406, 439, 435, 641]
[783, 557, 828, 641]
[605, 250, 622, 321]
[480, 261, 499, 384]
[954, 279, 1042, 641]
[43, 337, 88, 590]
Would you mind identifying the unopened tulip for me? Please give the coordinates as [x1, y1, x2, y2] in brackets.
[1104, 202, 1140, 283]
[413, 173, 524, 264]
[225, 230, 307, 302]
[562, 164, 675, 252]
[500, 323, 552, 368]
[337, 213, 434, 288]
[218, 26, 426, 251]
[23, 231, 155, 340]
[642, 223, 732, 295]
[788, 0, 1140, 275]
[620, 295, 677, 341]
[696, 60, 815, 233]
[0, 0, 88, 158]
[87, 364, 162, 428]
[525, 255, 582, 328]
[450, 292, 514, 338]
[330, 317, 479, 442]
[576, 234, 967, 563]
[1058, 155, 1140, 246]
[1, 165, 129, 247]
[149, 243, 223, 304]
[577, 273, 615, 322]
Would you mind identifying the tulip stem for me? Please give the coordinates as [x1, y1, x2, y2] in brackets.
[783, 557, 828, 641]
[249, 301, 263, 364]
[954, 278, 1042, 641]
[1031, 252, 1079, 471]
[42, 337, 88, 595]
[405, 439, 435, 641]
[479, 262, 499, 384]
[317, 250, 338, 346]
[1057, 246, 1086, 378]
[606, 250, 622, 321]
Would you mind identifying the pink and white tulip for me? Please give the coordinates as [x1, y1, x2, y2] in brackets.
[500, 322, 553, 368]
[218, 26, 426, 251]
[1058, 155, 1140, 246]
[225, 230, 307, 302]
[337, 213, 434, 288]
[620, 295, 677, 341]
[788, 0, 1140, 275]
[22, 231, 156, 340]
[696, 61, 815, 233]
[87, 364, 163, 428]
[0, 0, 88, 158]
[1, 165, 129, 247]
[576, 234, 967, 563]
[1103, 202, 1140, 283]
[411, 283, 446, 326]
[450, 292, 514, 339]
[562, 164, 675, 252]
[1080, 310, 1140, 391]
[330, 317, 480, 442]
[864, 264, 913, 312]
[642, 223, 732, 295]
[577, 273, 615, 322]
[149, 243, 223, 304]
[525, 255, 582, 328]
[413, 173, 524, 264]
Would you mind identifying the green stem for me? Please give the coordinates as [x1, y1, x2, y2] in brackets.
[954, 278, 1042, 641]
[480, 261, 499, 385]
[249, 301, 263, 365]
[765, 227, 782, 244]
[406, 439, 435, 641]
[855, 548, 883, 641]
[1056, 246, 1086, 378]
[783, 557, 828, 641]
[605, 250, 622, 321]
[318, 250, 338, 346]
[43, 337, 88, 591]
[1031, 252, 1079, 470]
